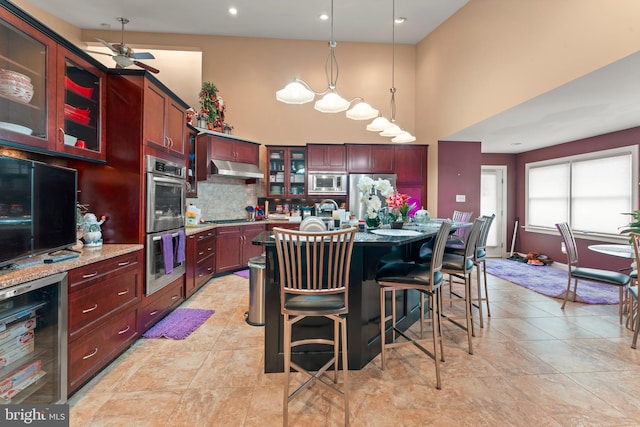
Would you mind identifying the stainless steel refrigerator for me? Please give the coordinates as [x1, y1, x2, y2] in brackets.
[348, 174, 397, 220]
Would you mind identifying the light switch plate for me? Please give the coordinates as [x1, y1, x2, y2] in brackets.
[456, 195, 466, 202]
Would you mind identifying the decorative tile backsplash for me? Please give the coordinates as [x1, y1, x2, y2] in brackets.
[186, 176, 265, 221]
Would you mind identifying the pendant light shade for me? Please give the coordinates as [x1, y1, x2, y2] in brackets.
[392, 131, 416, 143]
[314, 92, 351, 113]
[346, 101, 379, 120]
[366, 116, 393, 131]
[379, 124, 403, 137]
[276, 80, 315, 104]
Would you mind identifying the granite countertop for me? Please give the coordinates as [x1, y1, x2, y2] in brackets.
[0, 244, 143, 290]
[184, 218, 298, 236]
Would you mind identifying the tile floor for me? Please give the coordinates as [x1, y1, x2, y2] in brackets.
[68, 271, 640, 426]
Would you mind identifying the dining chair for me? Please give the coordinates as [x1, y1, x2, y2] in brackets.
[272, 226, 357, 426]
[375, 220, 452, 389]
[417, 210, 473, 260]
[629, 233, 640, 348]
[555, 222, 631, 324]
[439, 217, 485, 354]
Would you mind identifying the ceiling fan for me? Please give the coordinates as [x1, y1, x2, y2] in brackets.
[86, 17, 159, 74]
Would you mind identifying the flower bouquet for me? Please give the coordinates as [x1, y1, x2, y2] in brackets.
[386, 192, 416, 224]
[358, 176, 395, 228]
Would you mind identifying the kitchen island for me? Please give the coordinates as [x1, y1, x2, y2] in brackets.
[253, 222, 465, 373]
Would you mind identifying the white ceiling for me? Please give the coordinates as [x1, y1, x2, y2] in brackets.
[20, 0, 468, 45]
[18, 0, 640, 154]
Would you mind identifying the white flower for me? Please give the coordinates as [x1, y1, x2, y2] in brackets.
[376, 179, 394, 197]
[359, 177, 395, 220]
[358, 176, 375, 194]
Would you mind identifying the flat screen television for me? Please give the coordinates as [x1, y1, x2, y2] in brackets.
[0, 155, 77, 269]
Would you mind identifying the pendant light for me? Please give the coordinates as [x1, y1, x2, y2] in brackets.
[276, 0, 377, 119]
[369, 0, 415, 142]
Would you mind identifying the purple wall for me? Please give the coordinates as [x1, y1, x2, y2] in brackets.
[440, 127, 639, 271]
[437, 141, 481, 219]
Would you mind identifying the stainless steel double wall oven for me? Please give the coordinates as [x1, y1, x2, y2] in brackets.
[145, 155, 186, 296]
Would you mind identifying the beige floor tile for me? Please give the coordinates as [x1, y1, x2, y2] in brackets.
[67, 268, 640, 426]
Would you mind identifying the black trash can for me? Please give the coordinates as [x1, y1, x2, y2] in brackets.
[246, 255, 266, 326]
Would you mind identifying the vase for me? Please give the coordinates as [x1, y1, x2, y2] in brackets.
[365, 216, 381, 229]
[391, 221, 404, 229]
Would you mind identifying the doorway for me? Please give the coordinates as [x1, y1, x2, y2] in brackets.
[480, 166, 507, 257]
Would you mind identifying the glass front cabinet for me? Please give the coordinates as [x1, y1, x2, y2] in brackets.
[0, 5, 105, 161]
[267, 147, 306, 197]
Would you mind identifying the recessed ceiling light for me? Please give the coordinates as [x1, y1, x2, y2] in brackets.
[511, 142, 522, 146]
[394, 17, 407, 24]
[100, 23, 111, 29]
[228, 7, 238, 16]
[319, 13, 329, 21]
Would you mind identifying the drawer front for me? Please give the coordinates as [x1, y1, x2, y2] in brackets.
[140, 279, 184, 332]
[194, 254, 215, 289]
[69, 268, 141, 339]
[68, 252, 140, 292]
[68, 307, 138, 393]
[195, 234, 215, 259]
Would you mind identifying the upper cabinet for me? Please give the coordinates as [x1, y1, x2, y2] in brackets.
[395, 145, 427, 185]
[209, 135, 259, 164]
[307, 144, 346, 171]
[0, 4, 106, 161]
[346, 144, 395, 174]
[143, 79, 186, 159]
[267, 146, 306, 197]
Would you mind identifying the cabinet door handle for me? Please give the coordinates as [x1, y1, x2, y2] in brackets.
[83, 348, 98, 360]
[168, 137, 174, 147]
[82, 304, 98, 313]
[171, 294, 179, 300]
[117, 288, 130, 296]
[118, 261, 131, 267]
[118, 325, 131, 335]
[198, 251, 205, 255]
[82, 272, 99, 279]
[149, 310, 159, 316]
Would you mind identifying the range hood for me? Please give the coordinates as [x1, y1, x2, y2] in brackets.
[210, 159, 264, 179]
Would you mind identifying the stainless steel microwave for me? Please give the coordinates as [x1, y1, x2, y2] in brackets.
[307, 172, 348, 195]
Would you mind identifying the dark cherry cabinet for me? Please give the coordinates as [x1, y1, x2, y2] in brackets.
[267, 146, 306, 197]
[186, 229, 215, 298]
[346, 144, 395, 173]
[143, 79, 186, 159]
[395, 145, 427, 184]
[215, 224, 265, 273]
[139, 276, 184, 332]
[208, 134, 259, 164]
[0, 4, 107, 160]
[307, 144, 346, 171]
[67, 251, 142, 393]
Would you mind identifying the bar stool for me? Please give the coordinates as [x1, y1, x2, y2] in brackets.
[439, 217, 485, 354]
[472, 214, 495, 328]
[375, 220, 452, 389]
[273, 226, 357, 426]
[629, 233, 639, 348]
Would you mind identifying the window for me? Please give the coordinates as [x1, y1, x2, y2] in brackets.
[525, 145, 638, 238]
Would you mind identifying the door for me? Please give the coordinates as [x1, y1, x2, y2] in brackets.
[480, 166, 506, 257]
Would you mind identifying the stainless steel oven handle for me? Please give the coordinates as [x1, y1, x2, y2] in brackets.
[151, 175, 185, 186]
[152, 231, 181, 241]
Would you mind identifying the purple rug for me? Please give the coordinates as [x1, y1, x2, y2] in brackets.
[234, 269, 250, 279]
[142, 308, 214, 339]
[485, 258, 619, 304]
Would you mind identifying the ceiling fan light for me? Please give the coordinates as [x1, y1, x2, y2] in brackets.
[391, 131, 416, 143]
[366, 116, 392, 131]
[276, 81, 315, 104]
[379, 124, 403, 137]
[314, 92, 350, 113]
[346, 101, 379, 120]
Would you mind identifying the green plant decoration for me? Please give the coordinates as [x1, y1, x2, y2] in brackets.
[619, 210, 640, 242]
[199, 81, 220, 126]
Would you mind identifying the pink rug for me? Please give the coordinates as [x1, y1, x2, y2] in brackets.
[142, 308, 214, 339]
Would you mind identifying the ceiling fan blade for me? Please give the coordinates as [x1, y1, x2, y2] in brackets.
[113, 55, 134, 68]
[134, 61, 159, 74]
[130, 51, 155, 60]
[96, 37, 118, 54]
[85, 50, 112, 57]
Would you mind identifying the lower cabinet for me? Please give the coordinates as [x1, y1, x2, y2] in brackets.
[186, 229, 216, 298]
[67, 250, 142, 394]
[216, 224, 265, 273]
[139, 276, 185, 332]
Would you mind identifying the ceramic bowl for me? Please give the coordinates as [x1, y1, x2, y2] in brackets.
[0, 69, 31, 83]
[0, 78, 34, 103]
[0, 121, 32, 135]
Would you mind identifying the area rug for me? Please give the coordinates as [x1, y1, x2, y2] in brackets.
[485, 258, 619, 304]
[142, 308, 214, 339]
[234, 269, 250, 279]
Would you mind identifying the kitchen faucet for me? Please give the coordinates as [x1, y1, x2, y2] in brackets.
[319, 199, 339, 211]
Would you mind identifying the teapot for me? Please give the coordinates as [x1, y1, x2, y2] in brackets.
[413, 207, 431, 224]
[82, 213, 106, 247]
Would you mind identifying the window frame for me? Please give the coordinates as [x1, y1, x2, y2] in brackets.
[524, 145, 638, 243]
